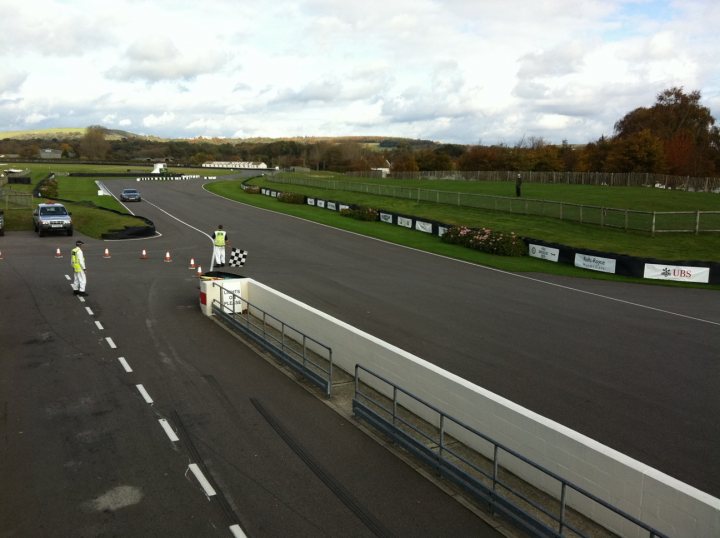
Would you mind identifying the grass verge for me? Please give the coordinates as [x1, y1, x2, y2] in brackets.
[205, 179, 720, 289]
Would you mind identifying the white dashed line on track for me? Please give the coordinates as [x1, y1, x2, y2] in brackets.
[229, 524, 248, 537]
[136, 384, 154, 404]
[105, 337, 117, 349]
[117, 356, 133, 372]
[94, 320, 104, 330]
[65, 274, 71, 281]
[187, 463, 216, 497]
[85, 307, 94, 316]
[158, 419, 179, 442]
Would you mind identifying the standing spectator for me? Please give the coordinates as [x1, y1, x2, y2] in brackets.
[212, 224, 228, 267]
[71, 240, 88, 296]
[515, 173, 522, 197]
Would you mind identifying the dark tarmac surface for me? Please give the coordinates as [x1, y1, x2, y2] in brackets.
[2, 175, 719, 536]
[0, 209, 504, 535]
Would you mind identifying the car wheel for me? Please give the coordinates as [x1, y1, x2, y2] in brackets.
[38, 228, 44, 237]
[67, 228, 73, 236]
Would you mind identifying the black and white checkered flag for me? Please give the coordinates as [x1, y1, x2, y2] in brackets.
[229, 247, 248, 267]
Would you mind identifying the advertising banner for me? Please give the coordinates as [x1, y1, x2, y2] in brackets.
[574, 253, 617, 274]
[307, 198, 315, 205]
[415, 220, 433, 233]
[643, 264, 710, 283]
[397, 216, 412, 228]
[529, 244, 559, 263]
[379, 212, 393, 224]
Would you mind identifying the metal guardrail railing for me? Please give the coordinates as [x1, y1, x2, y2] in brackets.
[268, 175, 720, 234]
[210, 283, 333, 396]
[1, 190, 33, 209]
[352, 365, 668, 538]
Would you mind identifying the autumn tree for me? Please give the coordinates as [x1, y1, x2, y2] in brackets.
[415, 148, 453, 171]
[604, 129, 665, 173]
[613, 87, 719, 175]
[79, 126, 110, 160]
[389, 149, 419, 173]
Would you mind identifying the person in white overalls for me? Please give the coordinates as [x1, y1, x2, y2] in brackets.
[212, 225, 228, 267]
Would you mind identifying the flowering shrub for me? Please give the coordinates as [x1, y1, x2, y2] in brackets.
[340, 206, 379, 221]
[244, 185, 260, 194]
[277, 192, 305, 204]
[441, 226, 527, 256]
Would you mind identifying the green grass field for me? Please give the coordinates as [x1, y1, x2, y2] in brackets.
[3, 163, 718, 287]
[204, 178, 720, 289]
[243, 173, 720, 262]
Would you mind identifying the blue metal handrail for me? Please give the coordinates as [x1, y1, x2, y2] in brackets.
[210, 282, 333, 396]
[353, 364, 667, 538]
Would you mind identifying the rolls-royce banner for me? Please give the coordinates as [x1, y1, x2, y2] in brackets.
[529, 244, 559, 262]
[643, 264, 710, 283]
[574, 253, 617, 274]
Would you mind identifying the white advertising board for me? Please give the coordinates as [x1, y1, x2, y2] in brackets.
[574, 253, 617, 274]
[397, 216, 412, 228]
[643, 264, 710, 283]
[529, 244, 559, 263]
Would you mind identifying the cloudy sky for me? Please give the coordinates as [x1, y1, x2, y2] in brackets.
[1, 0, 718, 144]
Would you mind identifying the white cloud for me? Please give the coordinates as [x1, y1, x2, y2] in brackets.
[0, 70, 27, 94]
[26, 112, 51, 124]
[0, 0, 717, 143]
[143, 112, 176, 128]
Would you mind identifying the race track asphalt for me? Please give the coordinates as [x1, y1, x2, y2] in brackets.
[2, 175, 718, 537]
[130, 176, 720, 498]
[0, 186, 504, 537]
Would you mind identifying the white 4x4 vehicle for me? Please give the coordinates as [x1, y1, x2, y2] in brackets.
[33, 203, 73, 236]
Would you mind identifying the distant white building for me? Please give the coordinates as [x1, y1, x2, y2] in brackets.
[152, 163, 167, 174]
[371, 167, 390, 178]
[38, 148, 62, 159]
[202, 161, 268, 169]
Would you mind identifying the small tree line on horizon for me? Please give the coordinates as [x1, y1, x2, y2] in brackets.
[1, 87, 717, 178]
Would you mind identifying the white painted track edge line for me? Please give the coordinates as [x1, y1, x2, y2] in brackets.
[201, 184, 720, 327]
[135, 384, 153, 404]
[117, 357, 133, 373]
[158, 419, 179, 442]
[187, 463, 216, 497]
[229, 524, 248, 538]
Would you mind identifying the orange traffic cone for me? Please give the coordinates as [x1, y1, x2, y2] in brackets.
[195, 265, 203, 277]
[164, 251, 172, 263]
[188, 257, 196, 269]
[0, 250, 4, 260]
[140, 249, 148, 259]
[55, 248, 63, 258]
[103, 248, 111, 258]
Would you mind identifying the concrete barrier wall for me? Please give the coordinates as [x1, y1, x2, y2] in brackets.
[236, 279, 719, 537]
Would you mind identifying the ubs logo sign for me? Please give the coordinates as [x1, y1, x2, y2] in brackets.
[661, 267, 693, 278]
[645, 263, 709, 283]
